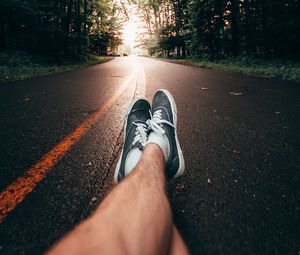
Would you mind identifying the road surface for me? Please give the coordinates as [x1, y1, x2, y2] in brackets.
[0, 56, 299, 254]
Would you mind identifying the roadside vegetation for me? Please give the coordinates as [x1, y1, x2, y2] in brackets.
[0, 0, 125, 82]
[154, 55, 300, 82]
[0, 52, 112, 82]
[136, 0, 300, 82]
[1, 0, 300, 82]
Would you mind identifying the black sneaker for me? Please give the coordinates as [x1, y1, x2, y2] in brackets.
[114, 98, 151, 183]
[147, 89, 185, 178]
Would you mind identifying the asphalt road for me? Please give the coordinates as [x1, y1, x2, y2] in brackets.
[0, 56, 299, 255]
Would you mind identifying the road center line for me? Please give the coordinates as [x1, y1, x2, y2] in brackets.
[0, 69, 136, 223]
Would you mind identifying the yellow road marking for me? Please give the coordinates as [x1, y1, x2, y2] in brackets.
[0, 70, 136, 223]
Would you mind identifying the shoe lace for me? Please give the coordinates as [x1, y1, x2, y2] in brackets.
[146, 109, 174, 135]
[132, 122, 148, 147]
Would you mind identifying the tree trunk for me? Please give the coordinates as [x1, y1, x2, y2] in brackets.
[244, 0, 253, 53]
[83, 0, 87, 36]
[260, 0, 268, 56]
[0, 4, 6, 50]
[8, 6, 14, 50]
[64, 0, 73, 57]
[182, 43, 186, 58]
[215, 0, 224, 55]
[76, 0, 81, 56]
[231, 0, 239, 56]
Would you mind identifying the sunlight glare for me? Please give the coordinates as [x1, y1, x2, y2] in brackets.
[122, 18, 138, 48]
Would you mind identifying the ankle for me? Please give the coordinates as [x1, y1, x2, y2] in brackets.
[135, 144, 166, 188]
[146, 132, 170, 162]
[144, 143, 165, 160]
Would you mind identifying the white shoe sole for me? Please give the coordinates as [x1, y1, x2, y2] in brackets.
[157, 89, 185, 177]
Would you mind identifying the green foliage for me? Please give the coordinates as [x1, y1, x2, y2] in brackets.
[158, 25, 176, 52]
[184, 56, 300, 82]
[0, 0, 124, 58]
[137, 0, 300, 60]
[0, 51, 112, 82]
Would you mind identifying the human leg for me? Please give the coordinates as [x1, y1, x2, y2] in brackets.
[48, 91, 189, 255]
[48, 144, 174, 255]
[169, 225, 190, 255]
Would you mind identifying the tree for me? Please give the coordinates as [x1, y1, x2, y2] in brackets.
[230, 0, 239, 56]
[136, 0, 189, 57]
[0, 0, 124, 58]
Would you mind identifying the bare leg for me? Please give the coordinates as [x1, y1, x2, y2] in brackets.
[48, 144, 188, 255]
[169, 225, 189, 255]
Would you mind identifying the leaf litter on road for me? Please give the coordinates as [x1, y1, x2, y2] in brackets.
[176, 183, 185, 190]
[229, 92, 242, 96]
[232, 149, 241, 154]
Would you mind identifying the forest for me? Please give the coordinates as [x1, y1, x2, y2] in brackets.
[137, 0, 300, 60]
[0, 0, 124, 58]
[0, 0, 299, 60]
